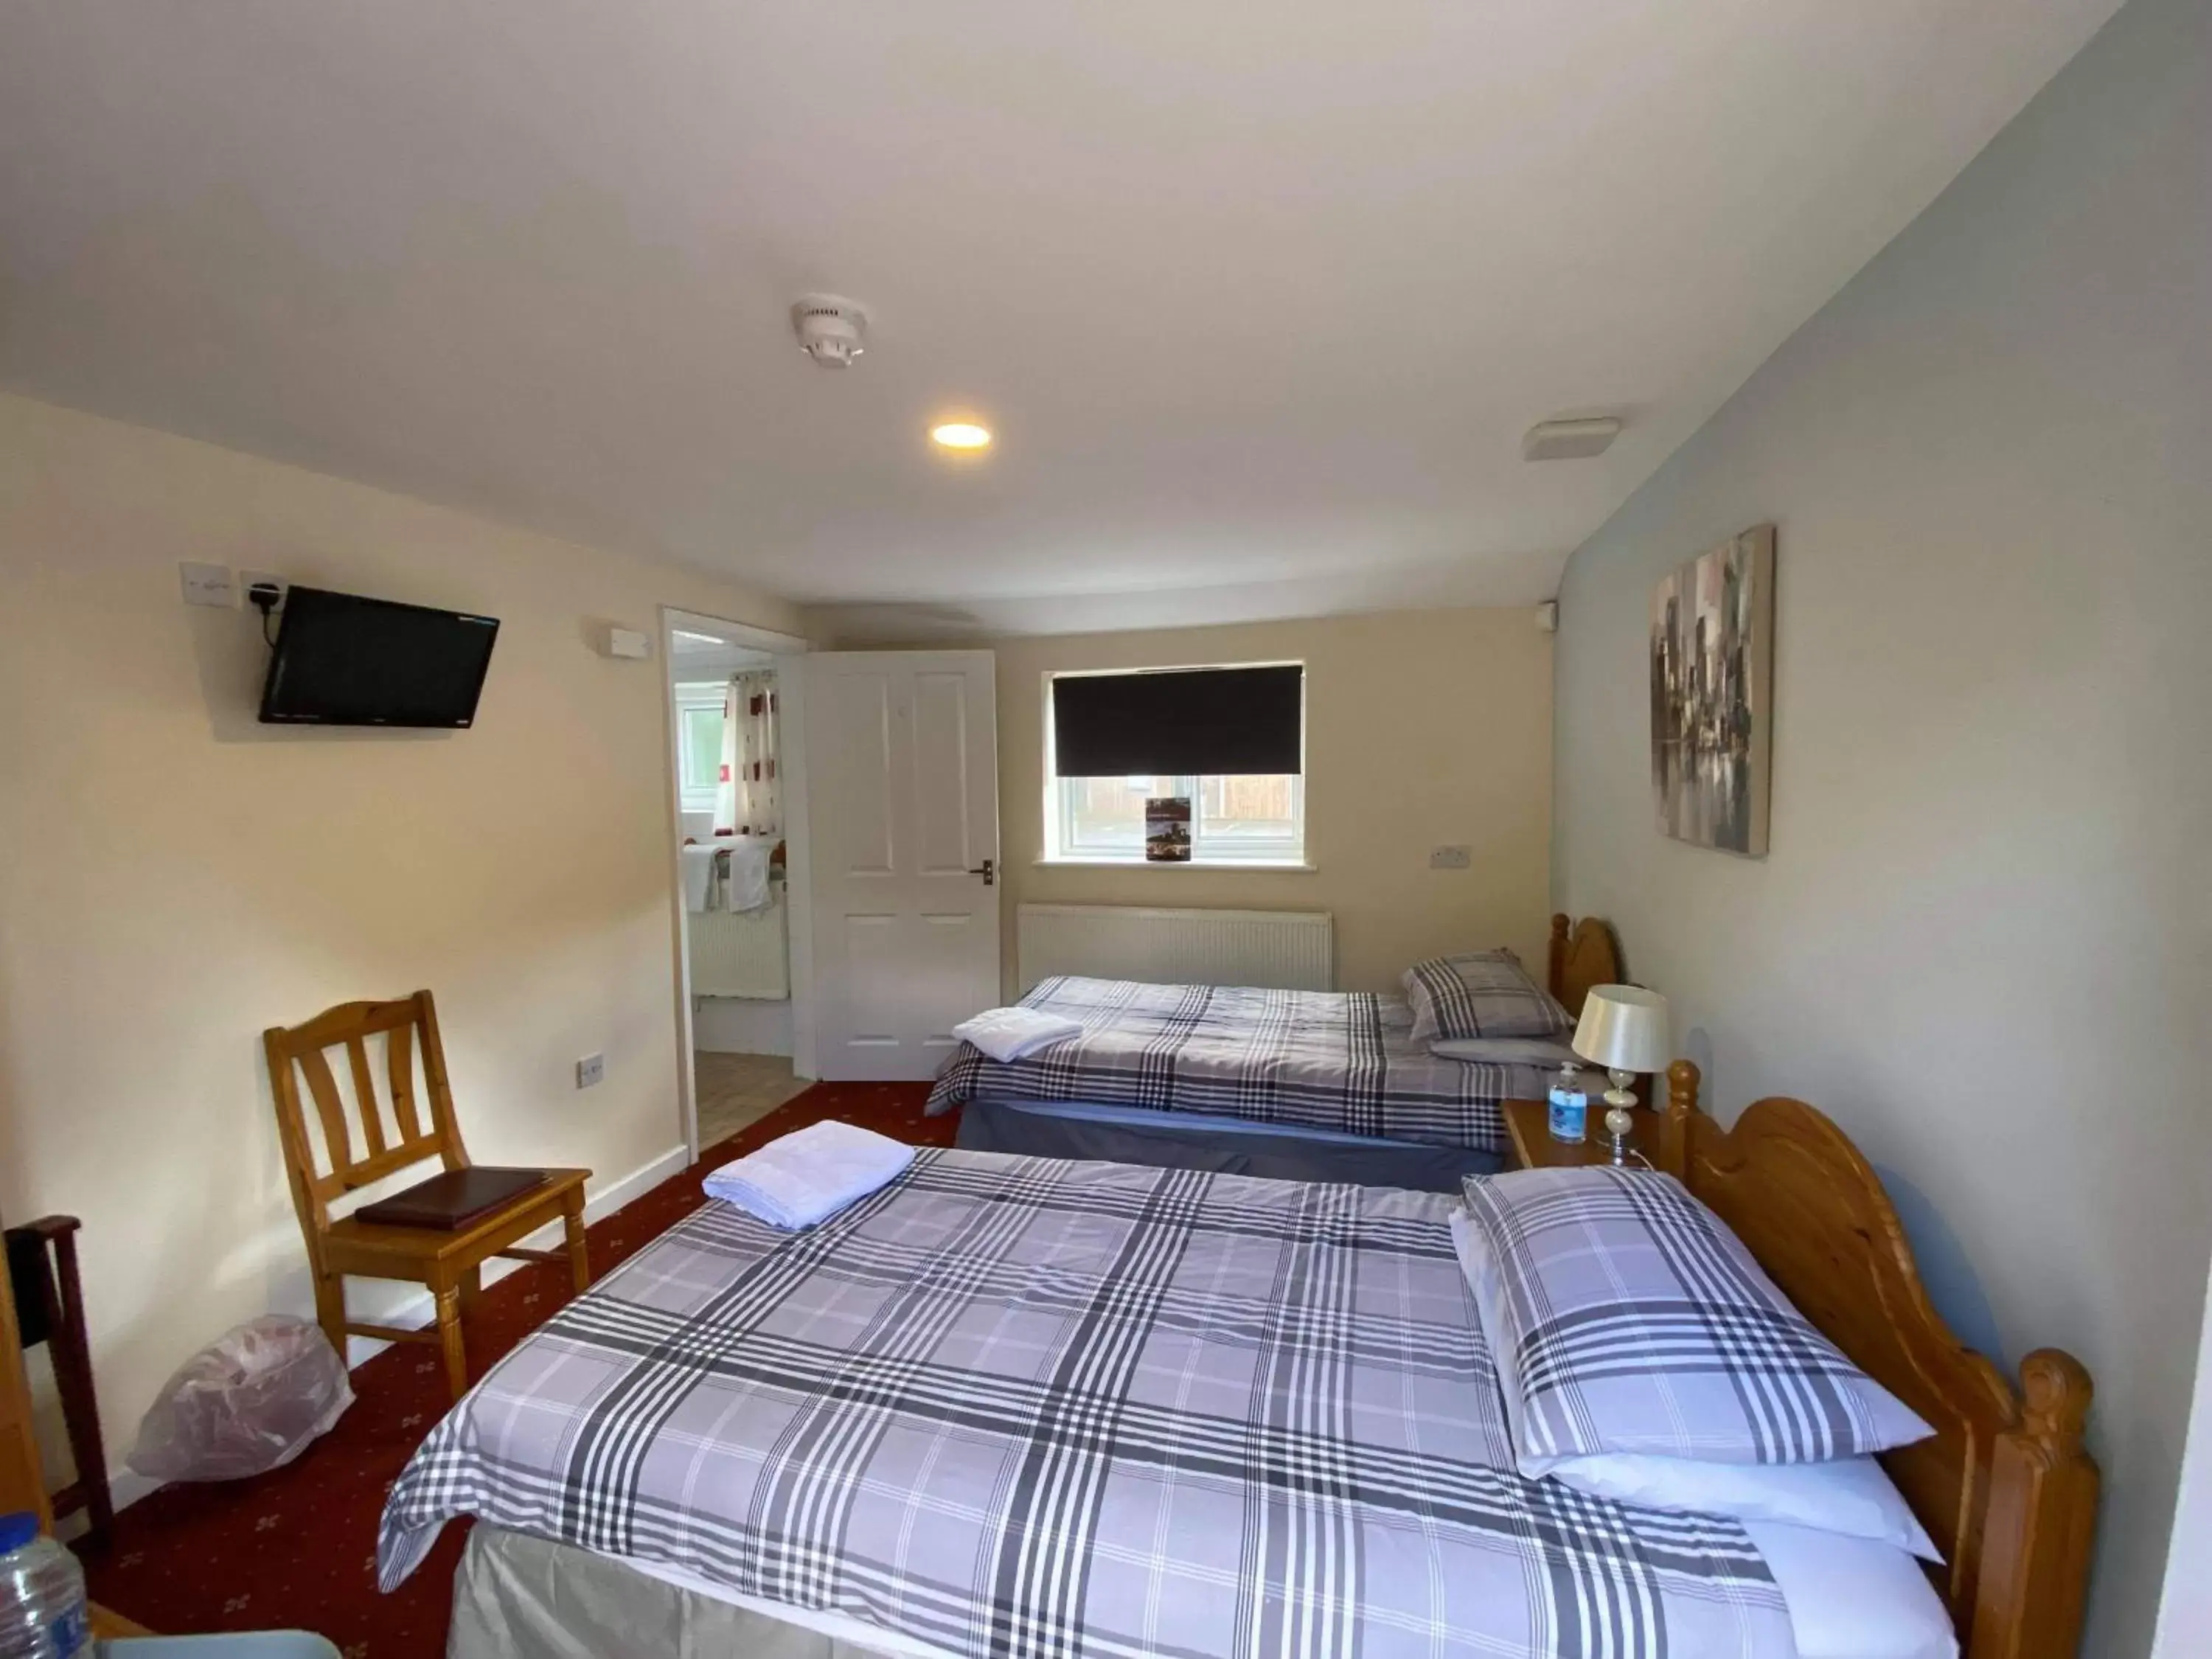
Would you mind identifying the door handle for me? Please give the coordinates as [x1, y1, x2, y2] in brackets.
[968, 858, 995, 886]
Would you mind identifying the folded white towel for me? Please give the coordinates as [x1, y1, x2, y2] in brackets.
[679, 845, 717, 914]
[703, 1119, 914, 1231]
[724, 836, 773, 913]
[951, 1006, 1085, 1063]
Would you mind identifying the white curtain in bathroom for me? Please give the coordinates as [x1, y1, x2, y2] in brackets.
[713, 669, 781, 838]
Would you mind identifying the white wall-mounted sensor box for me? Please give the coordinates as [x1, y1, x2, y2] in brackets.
[605, 626, 652, 659]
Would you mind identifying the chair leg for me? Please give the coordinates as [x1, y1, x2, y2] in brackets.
[457, 1264, 481, 1312]
[434, 1284, 469, 1401]
[310, 1267, 349, 1371]
[44, 1234, 112, 1546]
[563, 1191, 591, 1296]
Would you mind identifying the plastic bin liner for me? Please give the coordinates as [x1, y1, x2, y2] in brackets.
[127, 1317, 353, 1484]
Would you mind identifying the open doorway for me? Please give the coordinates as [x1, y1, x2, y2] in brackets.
[663, 608, 813, 1162]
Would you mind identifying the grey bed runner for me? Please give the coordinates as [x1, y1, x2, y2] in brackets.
[380, 1149, 1792, 1659]
[925, 976, 1549, 1152]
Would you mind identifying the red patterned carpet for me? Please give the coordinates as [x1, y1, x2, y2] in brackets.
[83, 1082, 950, 1657]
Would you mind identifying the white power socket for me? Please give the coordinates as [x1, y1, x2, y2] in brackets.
[576, 1052, 605, 1089]
[1429, 845, 1472, 869]
[179, 561, 236, 608]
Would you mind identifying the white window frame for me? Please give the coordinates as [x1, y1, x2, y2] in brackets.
[675, 681, 726, 815]
[1043, 664, 1308, 868]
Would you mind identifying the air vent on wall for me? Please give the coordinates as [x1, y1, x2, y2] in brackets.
[1523, 416, 1624, 461]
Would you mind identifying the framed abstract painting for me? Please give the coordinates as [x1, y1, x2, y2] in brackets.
[1650, 524, 1775, 856]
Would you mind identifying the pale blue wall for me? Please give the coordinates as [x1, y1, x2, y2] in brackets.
[1549, 0, 2211, 1652]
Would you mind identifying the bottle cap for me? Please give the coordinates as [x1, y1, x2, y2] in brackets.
[0, 1511, 39, 1552]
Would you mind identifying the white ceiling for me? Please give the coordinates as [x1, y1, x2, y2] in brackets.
[0, 1, 2118, 636]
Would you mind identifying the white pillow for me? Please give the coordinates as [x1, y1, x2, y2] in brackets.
[1448, 1209, 1941, 1560]
[1745, 1520, 1958, 1659]
[1554, 1453, 1941, 1562]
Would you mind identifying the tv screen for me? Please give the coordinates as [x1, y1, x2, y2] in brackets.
[258, 586, 500, 728]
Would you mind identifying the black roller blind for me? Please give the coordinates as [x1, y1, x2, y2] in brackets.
[1052, 665, 1303, 777]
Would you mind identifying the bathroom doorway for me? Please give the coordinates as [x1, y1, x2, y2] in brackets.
[662, 607, 814, 1164]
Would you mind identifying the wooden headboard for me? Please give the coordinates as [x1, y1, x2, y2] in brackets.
[1545, 912, 1622, 1018]
[1653, 1063, 2097, 1659]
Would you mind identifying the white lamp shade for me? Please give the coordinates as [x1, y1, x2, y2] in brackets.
[1571, 984, 1671, 1074]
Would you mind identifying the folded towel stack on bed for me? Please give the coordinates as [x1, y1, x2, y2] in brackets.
[702, 1119, 914, 1229]
[948, 1005, 1082, 1062]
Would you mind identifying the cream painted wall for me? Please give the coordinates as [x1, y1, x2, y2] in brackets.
[981, 609, 1553, 996]
[0, 392, 801, 1489]
[1549, 1, 2210, 1653]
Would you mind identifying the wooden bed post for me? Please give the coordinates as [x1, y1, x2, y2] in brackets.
[1658, 1059, 1697, 1179]
[1969, 1349, 2098, 1659]
[1547, 914, 1571, 1004]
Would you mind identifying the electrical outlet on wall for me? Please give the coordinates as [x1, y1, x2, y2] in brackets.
[576, 1052, 605, 1089]
[1429, 845, 1472, 869]
[178, 561, 236, 608]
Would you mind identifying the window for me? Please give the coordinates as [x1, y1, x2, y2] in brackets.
[1046, 664, 1306, 866]
[675, 682, 726, 814]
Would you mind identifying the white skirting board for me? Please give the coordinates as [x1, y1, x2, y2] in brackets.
[1016, 903, 1335, 993]
[98, 1141, 694, 1517]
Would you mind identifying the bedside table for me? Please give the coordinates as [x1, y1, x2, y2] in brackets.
[1502, 1097, 1659, 1170]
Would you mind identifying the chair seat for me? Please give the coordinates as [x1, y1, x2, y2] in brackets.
[327, 1167, 588, 1268]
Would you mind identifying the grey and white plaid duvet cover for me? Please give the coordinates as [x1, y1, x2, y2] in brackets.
[1463, 1166, 1933, 1467]
[925, 977, 1554, 1152]
[380, 1148, 1795, 1659]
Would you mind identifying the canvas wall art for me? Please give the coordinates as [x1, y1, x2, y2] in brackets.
[1650, 524, 1775, 855]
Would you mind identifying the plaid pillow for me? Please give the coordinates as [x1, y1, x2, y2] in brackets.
[1404, 949, 1572, 1043]
[1460, 1165, 1933, 1467]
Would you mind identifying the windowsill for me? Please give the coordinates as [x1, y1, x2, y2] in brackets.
[1034, 857, 1316, 872]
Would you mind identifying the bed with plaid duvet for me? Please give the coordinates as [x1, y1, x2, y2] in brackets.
[925, 976, 1557, 1153]
[379, 1148, 1793, 1659]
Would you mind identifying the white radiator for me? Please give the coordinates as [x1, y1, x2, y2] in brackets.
[689, 889, 790, 1000]
[1017, 904, 1334, 994]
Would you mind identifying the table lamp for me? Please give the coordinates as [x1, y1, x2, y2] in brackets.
[1570, 985, 1672, 1165]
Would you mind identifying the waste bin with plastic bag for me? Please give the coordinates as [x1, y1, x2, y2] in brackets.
[128, 1316, 354, 1484]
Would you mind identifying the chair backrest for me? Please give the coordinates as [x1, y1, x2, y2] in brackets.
[264, 991, 470, 1232]
[0, 1210, 49, 1528]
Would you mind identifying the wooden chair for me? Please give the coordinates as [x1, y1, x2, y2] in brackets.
[263, 990, 591, 1401]
[4, 1217, 111, 1545]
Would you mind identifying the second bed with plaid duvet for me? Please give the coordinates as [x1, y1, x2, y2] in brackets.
[380, 1148, 1795, 1659]
[925, 976, 1559, 1153]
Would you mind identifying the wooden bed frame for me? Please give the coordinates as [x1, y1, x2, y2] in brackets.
[1546, 911, 1623, 1018]
[1652, 1060, 2098, 1659]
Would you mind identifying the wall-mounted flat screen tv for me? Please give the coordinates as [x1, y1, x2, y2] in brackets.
[258, 586, 501, 728]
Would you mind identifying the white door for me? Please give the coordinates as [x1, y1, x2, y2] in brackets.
[804, 650, 1000, 1080]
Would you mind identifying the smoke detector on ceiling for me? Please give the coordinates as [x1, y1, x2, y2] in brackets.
[1523, 415, 1624, 461]
[792, 295, 869, 367]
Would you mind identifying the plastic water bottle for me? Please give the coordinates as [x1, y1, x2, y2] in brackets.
[1547, 1062, 1589, 1144]
[0, 1512, 88, 1659]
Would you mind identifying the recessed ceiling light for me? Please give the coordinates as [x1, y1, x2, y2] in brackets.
[931, 422, 992, 451]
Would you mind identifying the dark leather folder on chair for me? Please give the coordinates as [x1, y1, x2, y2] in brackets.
[355, 1167, 552, 1231]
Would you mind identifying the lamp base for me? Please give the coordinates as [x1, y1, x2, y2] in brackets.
[1604, 1069, 1639, 1166]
